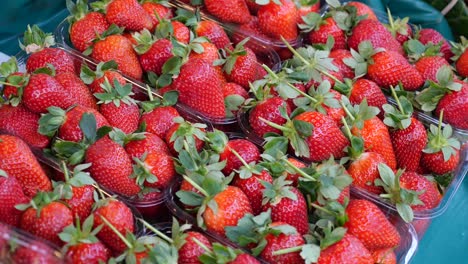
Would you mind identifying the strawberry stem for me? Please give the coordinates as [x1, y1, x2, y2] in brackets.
[310, 202, 335, 215]
[386, 8, 395, 34]
[181, 175, 209, 197]
[61, 161, 70, 182]
[258, 117, 292, 133]
[341, 117, 353, 140]
[92, 184, 111, 199]
[99, 215, 133, 249]
[283, 158, 315, 181]
[390, 86, 405, 115]
[273, 245, 303, 256]
[339, 100, 355, 121]
[191, 237, 214, 254]
[146, 85, 154, 101]
[228, 147, 252, 171]
[139, 219, 173, 243]
[0, 81, 19, 87]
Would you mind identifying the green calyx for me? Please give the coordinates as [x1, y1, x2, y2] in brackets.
[66, 0, 90, 24]
[80, 60, 119, 85]
[20, 25, 55, 53]
[59, 215, 103, 247]
[383, 85, 414, 130]
[14, 191, 60, 217]
[340, 96, 379, 130]
[198, 241, 245, 264]
[109, 127, 147, 147]
[295, 80, 341, 114]
[140, 88, 178, 113]
[404, 39, 443, 63]
[221, 38, 249, 75]
[341, 117, 364, 160]
[53, 161, 94, 200]
[298, 12, 326, 33]
[261, 176, 297, 206]
[38, 106, 68, 137]
[344, 40, 382, 79]
[423, 111, 460, 161]
[94, 78, 137, 106]
[130, 153, 159, 189]
[168, 117, 207, 153]
[385, 8, 410, 39]
[132, 29, 158, 55]
[450, 36, 468, 60]
[0, 58, 28, 106]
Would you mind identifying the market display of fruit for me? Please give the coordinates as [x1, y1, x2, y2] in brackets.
[0, 0, 467, 263]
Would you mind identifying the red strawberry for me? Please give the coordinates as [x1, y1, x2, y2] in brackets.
[11, 240, 63, 264]
[454, 42, 468, 77]
[23, 72, 74, 113]
[85, 137, 141, 196]
[141, 1, 173, 30]
[189, 41, 219, 65]
[195, 20, 232, 50]
[1, 70, 25, 101]
[296, 1, 320, 24]
[171, 21, 191, 44]
[140, 106, 181, 138]
[81, 62, 127, 94]
[261, 178, 309, 235]
[0, 172, 29, 227]
[20, 193, 73, 245]
[415, 55, 450, 82]
[330, 49, 355, 79]
[260, 222, 305, 263]
[223, 82, 249, 98]
[0, 135, 52, 197]
[0, 104, 50, 149]
[133, 30, 173, 76]
[344, 199, 401, 250]
[101, 0, 153, 31]
[55, 72, 97, 110]
[229, 253, 261, 264]
[317, 233, 373, 264]
[435, 80, 468, 130]
[234, 170, 273, 215]
[339, 79, 387, 118]
[94, 78, 140, 134]
[417, 28, 453, 61]
[131, 151, 176, 190]
[371, 248, 397, 264]
[125, 132, 170, 157]
[346, 1, 378, 20]
[303, 15, 347, 51]
[348, 152, 387, 194]
[348, 19, 404, 55]
[93, 198, 135, 253]
[385, 11, 412, 45]
[172, 58, 225, 119]
[219, 139, 261, 175]
[257, 0, 299, 41]
[400, 172, 442, 211]
[249, 97, 291, 137]
[283, 157, 306, 186]
[67, 185, 95, 222]
[204, 0, 251, 24]
[301, 83, 345, 126]
[178, 231, 213, 263]
[67, 0, 110, 52]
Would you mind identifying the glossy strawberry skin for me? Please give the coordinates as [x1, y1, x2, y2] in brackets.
[12, 241, 63, 264]
[249, 97, 291, 137]
[348, 152, 386, 194]
[223, 83, 249, 98]
[85, 137, 141, 197]
[260, 222, 305, 264]
[99, 102, 140, 134]
[140, 152, 176, 189]
[230, 253, 261, 264]
[435, 82, 468, 130]
[178, 231, 212, 263]
[89, 70, 126, 94]
[66, 241, 111, 264]
[0, 175, 29, 227]
[195, 21, 232, 50]
[204, 186, 253, 236]
[139, 106, 181, 138]
[165, 124, 205, 155]
[418, 28, 453, 61]
[172, 21, 190, 44]
[66, 185, 95, 222]
[284, 157, 306, 186]
[348, 79, 387, 118]
[348, 19, 403, 55]
[139, 38, 173, 75]
[347, 1, 378, 21]
[330, 49, 355, 79]
[257, 0, 299, 41]
[26, 48, 77, 74]
[317, 233, 373, 264]
[390, 118, 427, 172]
[93, 199, 135, 254]
[106, 0, 153, 32]
[125, 132, 170, 157]
[172, 58, 226, 119]
[55, 72, 98, 110]
[293, 111, 349, 162]
[414, 56, 450, 82]
[456, 50, 468, 77]
[189, 42, 219, 65]
[226, 48, 259, 89]
[400, 172, 441, 211]
[233, 170, 273, 215]
[308, 17, 347, 50]
[204, 0, 251, 24]
[20, 202, 73, 245]
[0, 135, 52, 197]
[344, 199, 401, 251]
[59, 105, 109, 143]
[70, 12, 110, 52]
[0, 104, 50, 149]
[23, 73, 74, 114]
[421, 150, 460, 175]
[142, 2, 173, 30]
[220, 139, 261, 175]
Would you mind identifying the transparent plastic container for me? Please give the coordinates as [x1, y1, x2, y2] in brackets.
[165, 177, 418, 264]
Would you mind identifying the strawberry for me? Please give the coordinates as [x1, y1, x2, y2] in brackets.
[21, 25, 77, 74]
[0, 171, 29, 227]
[405, 39, 450, 82]
[171, 21, 191, 44]
[199, 242, 260, 264]
[417, 28, 453, 61]
[261, 177, 309, 235]
[11, 240, 63, 264]
[260, 222, 305, 263]
[94, 78, 140, 134]
[0, 104, 50, 149]
[165, 119, 206, 154]
[55, 72, 98, 110]
[39, 105, 109, 143]
[257, 0, 299, 41]
[317, 233, 373, 264]
[452, 37, 468, 77]
[348, 19, 404, 55]
[93, 198, 135, 253]
[132, 30, 173, 76]
[23, 72, 74, 114]
[131, 151, 176, 190]
[80, 61, 126, 94]
[204, 0, 250, 24]
[421, 112, 461, 175]
[371, 248, 397, 264]
[60, 215, 111, 264]
[0, 135, 52, 197]
[223, 82, 249, 117]
[67, 0, 110, 52]
[0, 56, 26, 104]
[330, 49, 355, 79]
[219, 139, 261, 175]
[90, 26, 143, 80]
[189, 41, 219, 65]
[178, 231, 213, 263]
[86, 137, 141, 196]
[172, 58, 226, 119]
[194, 20, 232, 50]
[346, 1, 377, 21]
[125, 132, 170, 157]
[399, 171, 442, 212]
[140, 106, 181, 139]
[344, 199, 401, 250]
[234, 169, 273, 216]
[296, 0, 320, 24]
[385, 10, 412, 45]
[415, 55, 450, 83]
[141, 1, 173, 30]
[95, 0, 153, 31]
[223, 40, 259, 89]
[283, 157, 306, 186]
[19, 192, 74, 245]
[249, 97, 291, 137]
[301, 15, 347, 51]
[435, 80, 468, 130]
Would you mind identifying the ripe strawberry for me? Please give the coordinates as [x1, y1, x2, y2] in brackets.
[300, 82, 345, 126]
[189, 41, 219, 65]
[0, 171, 29, 227]
[317, 233, 373, 264]
[21, 25, 77, 74]
[261, 178, 309, 235]
[99, 0, 153, 31]
[257, 0, 299, 41]
[219, 139, 261, 175]
[234, 169, 273, 215]
[249, 97, 291, 137]
[260, 222, 305, 263]
[330, 49, 355, 79]
[133, 30, 173, 76]
[80, 61, 126, 94]
[347, 150, 387, 194]
[337, 79, 387, 117]
[296, 0, 320, 24]
[0, 104, 50, 149]
[140, 106, 181, 138]
[85, 137, 141, 196]
[171, 21, 191, 44]
[90, 30, 143, 80]
[283, 157, 306, 186]
[385, 11, 412, 45]
[55, 72, 97, 110]
[178, 231, 213, 263]
[302, 15, 347, 51]
[223, 82, 249, 98]
[435, 80, 468, 129]
[346, 1, 378, 20]
[172, 58, 225, 119]
[131, 151, 176, 190]
[348, 19, 404, 55]
[195, 20, 232, 50]
[417, 28, 453, 61]
[95, 78, 140, 134]
[23, 72, 74, 113]
[67, 0, 110, 52]
[344, 199, 401, 250]
[60, 215, 111, 264]
[400, 172, 442, 211]
[232, 18, 272, 55]
[414, 55, 450, 82]
[125, 132, 170, 157]
[93, 198, 135, 253]
[454, 40, 468, 77]
[141, 1, 173, 30]
[165, 121, 206, 154]
[67, 185, 95, 222]
[20, 193, 74, 245]
[11, 240, 63, 264]
[204, 186, 253, 236]
[1, 60, 25, 102]
[204, 0, 250, 24]
[0, 135, 52, 197]
[371, 248, 397, 264]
